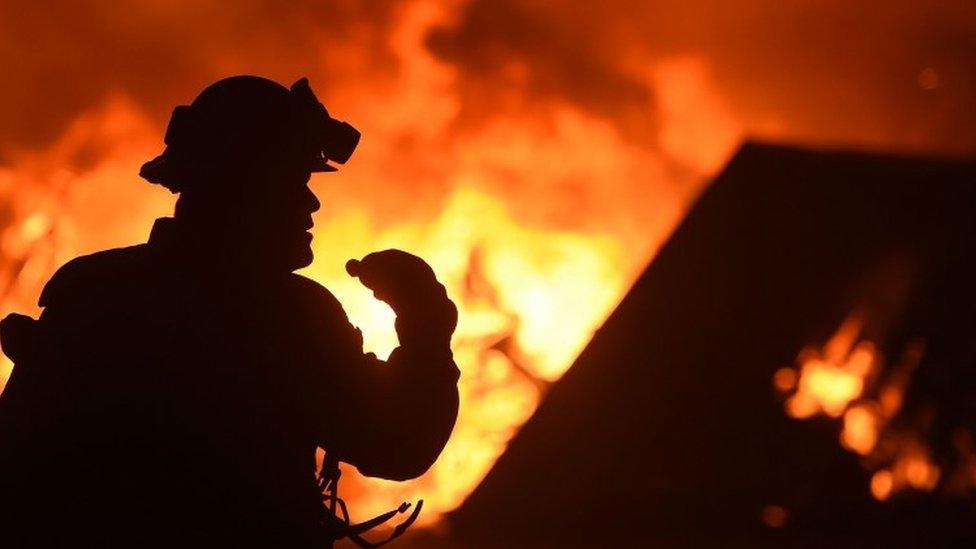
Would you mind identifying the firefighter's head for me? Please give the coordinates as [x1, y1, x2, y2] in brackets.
[140, 75, 360, 271]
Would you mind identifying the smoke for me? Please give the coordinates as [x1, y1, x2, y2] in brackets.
[0, 0, 409, 159]
[2, 0, 973, 163]
[428, 0, 976, 154]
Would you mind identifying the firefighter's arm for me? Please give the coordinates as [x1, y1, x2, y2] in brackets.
[322, 250, 459, 481]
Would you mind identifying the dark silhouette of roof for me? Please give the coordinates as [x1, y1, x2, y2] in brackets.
[444, 142, 976, 548]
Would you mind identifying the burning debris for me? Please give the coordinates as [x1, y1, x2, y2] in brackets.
[778, 308, 976, 504]
[777, 312, 879, 420]
[777, 314, 934, 499]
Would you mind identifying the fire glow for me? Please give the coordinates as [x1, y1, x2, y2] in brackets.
[4, 0, 968, 533]
[0, 0, 740, 527]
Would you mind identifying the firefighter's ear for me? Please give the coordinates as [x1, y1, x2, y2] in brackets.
[0, 313, 40, 364]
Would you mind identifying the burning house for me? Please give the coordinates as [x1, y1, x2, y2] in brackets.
[0, 1, 974, 547]
[436, 142, 976, 547]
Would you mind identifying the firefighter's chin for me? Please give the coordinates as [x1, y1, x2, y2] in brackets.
[289, 232, 315, 271]
[295, 245, 314, 270]
[261, 231, 314, 272]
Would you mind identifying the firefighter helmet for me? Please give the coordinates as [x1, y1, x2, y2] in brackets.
[139, 75, 359, 192]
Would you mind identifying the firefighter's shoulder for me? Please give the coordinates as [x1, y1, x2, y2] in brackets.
[285, 273, 351, 325]
[38, 245, 150, 309]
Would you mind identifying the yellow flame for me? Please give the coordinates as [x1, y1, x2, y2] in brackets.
[303, 187, 637, 521]
[783, 314, 876, 419]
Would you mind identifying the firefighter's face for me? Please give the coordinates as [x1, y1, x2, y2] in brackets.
[236, 161, 321, 271]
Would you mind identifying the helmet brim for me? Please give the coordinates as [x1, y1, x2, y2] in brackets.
[139, 150, 339, 191]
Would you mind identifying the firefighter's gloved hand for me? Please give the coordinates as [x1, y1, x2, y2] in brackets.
[346, 250, 457, 351]
[0, 313, 40, 364]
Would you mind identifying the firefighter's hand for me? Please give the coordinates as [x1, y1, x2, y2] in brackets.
[346, 250, 457, 349]
[0, 313, 40, 364]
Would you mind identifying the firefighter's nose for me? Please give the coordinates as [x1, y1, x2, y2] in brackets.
[305, 185, 321, 214]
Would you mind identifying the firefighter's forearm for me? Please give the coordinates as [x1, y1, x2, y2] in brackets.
[336, 249, 459, 478]
[347, 346, 459, 481]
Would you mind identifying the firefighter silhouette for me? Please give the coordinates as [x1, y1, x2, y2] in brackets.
[0, 76, 459, 548]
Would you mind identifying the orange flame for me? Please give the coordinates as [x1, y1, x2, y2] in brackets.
[781, 313, 877, 420]
[0, 0, 742, 528]
[775, 312, 956, 501]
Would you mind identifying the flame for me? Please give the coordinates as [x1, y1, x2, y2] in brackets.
[304, 186, 637, 521]
[0, 0, 972, 536]
[775, 313, 965, 502]
[782, 313, 877, 420]
[0, 0, 742, 528]
[871, 440, 941, 501]
[841, 403, 880, 456]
